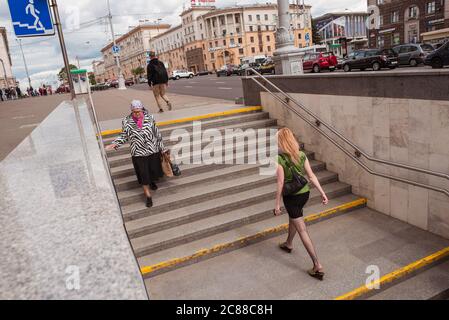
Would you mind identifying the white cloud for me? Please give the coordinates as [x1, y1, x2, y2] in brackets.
[0, 0, 366, 87]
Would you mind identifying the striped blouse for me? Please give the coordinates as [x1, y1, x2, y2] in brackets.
[112, 113, 165, 157]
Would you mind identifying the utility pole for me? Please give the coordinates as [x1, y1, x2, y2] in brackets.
[107, 0, 126, 90]
[16, 39, 32, 89]
[50, 0, 76, 99]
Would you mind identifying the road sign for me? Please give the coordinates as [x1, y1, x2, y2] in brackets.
[112, 45, 120, 54]
[7, 0, 55, 38]
[305, 33, 310, 42]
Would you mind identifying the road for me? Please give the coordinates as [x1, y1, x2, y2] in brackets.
[133, 74, 244, 101]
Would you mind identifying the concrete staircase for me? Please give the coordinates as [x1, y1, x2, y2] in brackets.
[103, 110, 364, 270]
[102, 109, 449, 300]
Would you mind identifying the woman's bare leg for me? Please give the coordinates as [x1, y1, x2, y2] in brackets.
[142, 185, 151, 198]
[285, 219, 296, 248]
[291, 217, 323, 272]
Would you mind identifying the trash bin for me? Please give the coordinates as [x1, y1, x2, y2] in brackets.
[70, 69, 89, 94]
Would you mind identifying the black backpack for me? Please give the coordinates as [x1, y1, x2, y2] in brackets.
[152, 61, 169, 84]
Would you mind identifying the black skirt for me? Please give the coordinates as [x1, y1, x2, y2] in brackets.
[131, 153, 164, 186]
[283, 191, 310, 219]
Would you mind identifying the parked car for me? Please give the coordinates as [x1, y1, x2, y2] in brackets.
[216, 64, 239, 77]
[138, 77, 148, 83]
[392, 43, 435, 67]
[237, 63, 259, 76]
[258, 59, 275, 74]
[171, 70, 194, 80]
[342, 49, 398, 72]
[108, 79, 119, 88]
[424, 40, 449, 68]
[302, 52, 336, 73]
[195, 70, 210, 76]
[125, 78, 134, 86]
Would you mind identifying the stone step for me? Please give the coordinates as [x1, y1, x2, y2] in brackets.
[125, 169, 339, 239]
[368, 260, 449, 300]
[131, 181, 353, 258]
[121, 173, 276, 221]
[103, 112, 270, 146]
[118, 159, 325, 209]
[137, 194, 364, 279]
[109, 147, 314, 181]
[107, 129, 274, 168]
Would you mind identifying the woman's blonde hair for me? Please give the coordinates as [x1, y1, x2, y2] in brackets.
[277, 128, 300, 164]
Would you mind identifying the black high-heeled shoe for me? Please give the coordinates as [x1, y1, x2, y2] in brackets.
[307, 269, 325, 281]
[146, 197, 153, 208]
[279, 242, 293, 253]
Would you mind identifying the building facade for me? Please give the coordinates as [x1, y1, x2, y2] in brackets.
[0, 27, 15, 89]
[367, 0, 449, 48]
[150, 3, 312, 75]
[314, 12, 370, 56]
[100, 24, 170, 81]
[92, 60, 105, 83]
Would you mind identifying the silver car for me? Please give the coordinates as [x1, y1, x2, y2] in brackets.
[392, 43, 435, 67]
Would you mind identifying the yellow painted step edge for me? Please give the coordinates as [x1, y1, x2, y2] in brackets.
[334, 246, 449, 300]
[100, 106, 262, 137]
[140, 197, 367, 276]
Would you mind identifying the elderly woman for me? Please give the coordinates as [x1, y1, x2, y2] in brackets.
[106, 100, 166, 208]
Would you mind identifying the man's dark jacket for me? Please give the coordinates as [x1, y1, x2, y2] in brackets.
[147, 58, 169, 86]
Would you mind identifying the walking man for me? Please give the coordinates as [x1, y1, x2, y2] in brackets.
[147, 51, 172, 113]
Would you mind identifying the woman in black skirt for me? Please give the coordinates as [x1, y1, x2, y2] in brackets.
[106, 100, 166, 208]
[274, 128, 329, 280]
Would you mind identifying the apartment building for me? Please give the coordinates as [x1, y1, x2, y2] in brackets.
[314, 12, 370, 56]
[150, 3, 312, 75]
[100, 24, 170, 81]
[92, 60, 105, 83]
[368, 0, 449, 48]
[0, 27, 15, 89]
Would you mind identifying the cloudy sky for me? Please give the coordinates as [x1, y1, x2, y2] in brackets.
[0, 0, 366, 89]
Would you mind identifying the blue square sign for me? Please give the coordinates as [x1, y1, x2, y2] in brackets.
[7, 0, 55, 37]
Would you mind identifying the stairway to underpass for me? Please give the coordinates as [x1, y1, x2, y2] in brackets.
[103, 108, 449, 300]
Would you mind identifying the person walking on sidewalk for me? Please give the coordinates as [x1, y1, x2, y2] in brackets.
[105, 100, 166, 208]
[274, 128, 329, 280]
[147, 51, 172, 113]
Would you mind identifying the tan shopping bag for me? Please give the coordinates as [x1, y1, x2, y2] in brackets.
[161, 151, 174, 177]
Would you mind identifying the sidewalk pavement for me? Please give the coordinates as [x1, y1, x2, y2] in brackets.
[91, 87, 240, 128]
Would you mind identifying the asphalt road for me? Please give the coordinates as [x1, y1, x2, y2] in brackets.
[133, 74, 244, 101]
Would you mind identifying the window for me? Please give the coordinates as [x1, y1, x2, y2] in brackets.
[379, 15, 384, 26]
[251, 47, 255, 53]
[256, 15, 260, 21]
[267, 46, 271, 52]
[392, 11, 399, 23]
[249, 26, 253, 32]
[427, 2, 436, 14]
[298, 33, 302, 39]
[235, 14, 240, 24]
[377, 36, 384, 48]
[248, 15, 252, 22]
[223, 39, 226, 46]
[210, 52, 215, 59]
[250, 36, 254, 43]
[377, 0, 384, 4]
[264, 14, 268, 21]
[238, 37, 242, 44]
[236, 27, 240, 34]
[393, 33, 400, 45]
[239, 48, 244, 55]
[409, 6, 418, 18]
[266, 35, 270, 41]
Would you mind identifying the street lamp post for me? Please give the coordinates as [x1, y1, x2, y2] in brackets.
[16, 39, 32, 90]
[273, 0, 304, 75]
[107, 0, 126, 90]
[0, 58, 10, 90]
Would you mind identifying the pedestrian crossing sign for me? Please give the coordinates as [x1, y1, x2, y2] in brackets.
[7, 0, 55, 37]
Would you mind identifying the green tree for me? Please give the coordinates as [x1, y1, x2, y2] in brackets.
[58, 64, 78, 82]
[88, 73, 96, 85]
[131, 66, 145, 79]
[311, 18, 322, 45]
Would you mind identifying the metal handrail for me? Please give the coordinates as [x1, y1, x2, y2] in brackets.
[246, 68, 449, 197]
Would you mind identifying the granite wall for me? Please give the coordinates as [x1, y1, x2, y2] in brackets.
[0, 99, 148, 299]
[259, 85, 449, 239]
